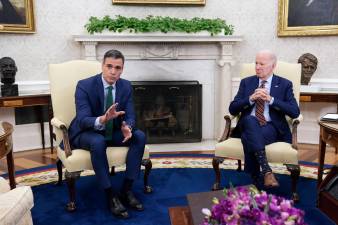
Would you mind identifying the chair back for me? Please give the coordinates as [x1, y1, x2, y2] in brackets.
[48, 60, 101, 143]
[239, 61, 301, 104]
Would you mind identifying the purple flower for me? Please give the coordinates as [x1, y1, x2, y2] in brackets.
[201, 186, 307, 225]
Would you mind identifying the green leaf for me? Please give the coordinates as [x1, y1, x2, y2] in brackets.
[84, 15, 234, 36]
[264, 194, 272, 214]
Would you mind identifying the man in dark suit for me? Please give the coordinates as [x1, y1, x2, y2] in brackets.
[229, 50, 300, 188]
[68, 49, 146, 219]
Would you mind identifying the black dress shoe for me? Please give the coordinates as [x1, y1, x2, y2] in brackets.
[121, 191, 144, 211]
[108, 196, 129, 219]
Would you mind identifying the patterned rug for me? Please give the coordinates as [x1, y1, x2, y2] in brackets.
[15, 156, 320, 187]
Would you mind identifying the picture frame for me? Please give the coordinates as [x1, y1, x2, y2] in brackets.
[112, 0, 205, 5]
[277, 0, 338, 37]
[0, 0, 35, 33]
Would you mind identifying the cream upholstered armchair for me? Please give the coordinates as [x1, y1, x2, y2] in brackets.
[212, 61, 303, 201]
[0, 177, 34, 225]
[49, 60, 152, 211]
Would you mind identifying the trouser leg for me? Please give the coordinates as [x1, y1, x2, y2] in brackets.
[109, 129, 146, 181]
[73, 131, 111, 189]
[240, 116, 277, 177]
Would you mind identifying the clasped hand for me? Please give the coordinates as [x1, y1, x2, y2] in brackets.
[249, 88, 272, 102]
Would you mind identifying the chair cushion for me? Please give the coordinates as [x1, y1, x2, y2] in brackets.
[0, 177, 10, 194]
[0, 186, 34, 225]
[57, 145, 150, 173]
[215, 138, 298, 165]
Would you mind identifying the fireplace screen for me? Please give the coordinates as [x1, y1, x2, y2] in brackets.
[132, 81, 202, 143]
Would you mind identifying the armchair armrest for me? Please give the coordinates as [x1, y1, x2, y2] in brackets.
[51, 117, 72, 157]
[291, 114, 303, 125]
[219, 114, 236, 142]
[291, 114, 303, 150]
[51, 117, 67, 128]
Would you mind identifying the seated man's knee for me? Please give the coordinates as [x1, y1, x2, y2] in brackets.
[90, 134, 107, 153]
[132, 130, 146, 145]
[241, 116, 260, 129]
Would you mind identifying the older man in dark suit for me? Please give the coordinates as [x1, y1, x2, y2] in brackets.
[229, 50, 300, 188]
[68, 50, 146, 219]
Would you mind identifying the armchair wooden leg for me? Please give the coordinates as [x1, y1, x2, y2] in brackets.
[237, 160, 242, 172]
[212, 157, 224, 191]
[56, 159, 63, 186]
[141, 159, 153, 193]
[65, 171, 81, 212]
[286, 164, 300, 202]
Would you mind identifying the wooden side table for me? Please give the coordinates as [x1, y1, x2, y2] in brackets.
[0, 121, 16, 189]
[169, 206, 192, 225]
[318, 120, 338, 187]
[169, 190, 225, 225]
[0, 93, 54, 152]
[300, 92, 338, 112]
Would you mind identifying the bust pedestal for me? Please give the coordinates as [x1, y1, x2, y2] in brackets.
[1, 84, 18, 97]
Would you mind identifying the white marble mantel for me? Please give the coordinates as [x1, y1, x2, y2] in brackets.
[73, 34, 243, 139]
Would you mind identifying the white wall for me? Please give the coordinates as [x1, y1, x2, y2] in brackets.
[1, 0, 337, 150]
[1, 0, 337, 81]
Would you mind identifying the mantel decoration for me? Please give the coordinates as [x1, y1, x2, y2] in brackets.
[201, 186, 306, 225]
[85, 15, 234, 36]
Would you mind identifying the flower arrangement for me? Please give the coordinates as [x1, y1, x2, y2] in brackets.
[85, 15, 234, 36]
[201, 186, 306, 225]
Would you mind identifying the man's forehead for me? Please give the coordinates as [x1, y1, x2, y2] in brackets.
[103, 58, 123, 64]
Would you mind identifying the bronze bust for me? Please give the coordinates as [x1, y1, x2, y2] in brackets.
[0, 57, 18, 96]
[298, 53, 318, 85]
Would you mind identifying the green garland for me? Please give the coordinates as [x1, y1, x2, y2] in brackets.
[85, 15, 234, 36]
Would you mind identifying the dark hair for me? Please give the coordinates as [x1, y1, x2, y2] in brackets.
[103, 49, 125, 64]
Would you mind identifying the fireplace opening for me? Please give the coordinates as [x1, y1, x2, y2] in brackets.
[132, 81, 202, 144]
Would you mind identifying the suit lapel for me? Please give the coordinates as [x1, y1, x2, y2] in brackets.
[115, 79, 122, 106]
[270, 74, 280, 97]
[248, 76, 259, 96]
[95, 74, 104, 113]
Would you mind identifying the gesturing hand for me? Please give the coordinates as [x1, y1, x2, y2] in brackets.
[99, 103, 125, 124]
[121, 121, 132, 143]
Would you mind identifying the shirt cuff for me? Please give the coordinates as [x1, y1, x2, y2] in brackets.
[94, 117, 104, 130]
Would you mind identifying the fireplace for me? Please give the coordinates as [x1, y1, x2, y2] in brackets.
[74, 34, 242, 139]
[132, 81, 202, 143]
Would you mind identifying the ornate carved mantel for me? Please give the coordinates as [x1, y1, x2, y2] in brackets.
[73, 34, 243, 138]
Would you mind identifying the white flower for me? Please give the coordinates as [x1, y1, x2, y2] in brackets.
[201, 208, 212, 217]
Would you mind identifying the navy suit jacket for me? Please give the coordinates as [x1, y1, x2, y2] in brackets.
[68, 74, 135, 145]
[229, 74, 300, 143]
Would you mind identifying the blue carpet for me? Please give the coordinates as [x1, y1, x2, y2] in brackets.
[31, 168, 335, 225]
